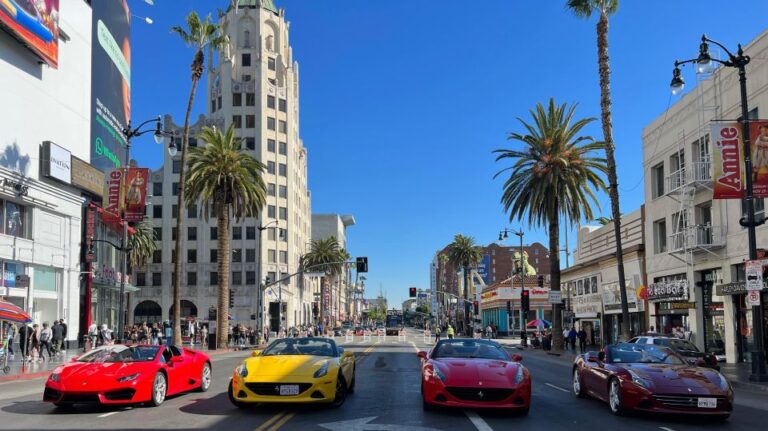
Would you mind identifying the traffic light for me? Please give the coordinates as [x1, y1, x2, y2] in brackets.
[356, 257, 368, 273]
[537, 275, 544, 288]
[409, 287, 417, 297]
[473, 300, 479, 315]
[264, 275, 272, 286]
[229, 290, 235, 309]
[521, 289, 530, 312]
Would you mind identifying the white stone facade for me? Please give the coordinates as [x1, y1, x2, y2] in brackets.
[311, 214, 356, 322]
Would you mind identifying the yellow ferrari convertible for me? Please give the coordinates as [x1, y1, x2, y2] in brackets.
[228, 337, 356, 408]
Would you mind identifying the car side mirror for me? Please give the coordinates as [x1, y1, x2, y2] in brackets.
[417, 351, 427, 360]
[344, 351, 354, 358]
[511, 354, 523, 362]
[170, 356, 184, 364]
[251, 350, 262, 357]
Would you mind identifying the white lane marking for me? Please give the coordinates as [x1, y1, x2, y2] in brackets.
[464, 410, 494, 431]
[659, 427, 676, 431]
[544, 382, 570, 393]
[98, 411, 120, 418]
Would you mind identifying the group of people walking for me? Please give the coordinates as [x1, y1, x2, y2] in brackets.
[1, 320, 68, 362]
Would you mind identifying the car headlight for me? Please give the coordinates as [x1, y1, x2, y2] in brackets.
[432, 366, 446, 382]
[717, 373, 731, 392]
[513, 366, 525, 385]
[627, 370, 650, 389]
[314, 361, 330, 378]
[116, 373, 140, 383]
[50, 373, 60, 382]
[239, 364, 249, 378]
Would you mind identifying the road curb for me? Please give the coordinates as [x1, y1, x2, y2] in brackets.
[728, 379, 768, 393]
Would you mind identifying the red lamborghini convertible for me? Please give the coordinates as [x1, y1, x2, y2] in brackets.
[43, 345, 211, 408]
[418, 339, 531, 413]
[573, 343, 733, 419]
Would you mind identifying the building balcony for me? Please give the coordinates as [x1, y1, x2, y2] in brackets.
[668, 224, 725, 253]
[666, 159, 712, 195]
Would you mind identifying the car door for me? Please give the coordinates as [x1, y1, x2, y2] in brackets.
[337, 347, 353, 385]
[165, 346, 189, 394]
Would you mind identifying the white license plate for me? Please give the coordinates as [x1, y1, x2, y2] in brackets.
[279, 385, 300, 396]
[697, 397, 717, 408]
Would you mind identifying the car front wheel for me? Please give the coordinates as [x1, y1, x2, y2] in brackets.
[608, 378, 624, 415]
[198, 363, 211, 392]
[150, 373, 167, 407]
[573, 368, 585, 398]
[331, 374, 348, 408]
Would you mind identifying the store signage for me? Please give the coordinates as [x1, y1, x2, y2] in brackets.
[2, 178, 28, 197]
[15, 274, 29, 288]
[572, 293, 602, 317]
[72, 157, 104, 197]
[716, 281, 768, 296]
[85, 206, 96, 263]
[602, 280, 643, 314]
[648, 280, 689, 302]
[93, 264, 127, 286]
[102, 169, 124, 223]
[123, 168, 148, 221]
[41, 141, 71, 184]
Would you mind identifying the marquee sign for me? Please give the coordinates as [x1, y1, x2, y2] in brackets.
[648, 279, 690, 302]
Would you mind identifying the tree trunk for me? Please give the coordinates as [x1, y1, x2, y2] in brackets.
[216, 193, 231, 349]
[172, 62, 201, 346]
[550, 206, 563, 351]
[463, 265, 470, 336]
[597, 11, 630, 342]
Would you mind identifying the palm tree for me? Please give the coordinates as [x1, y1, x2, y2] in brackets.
[128, 220, 157, 271]
[170, 12, 228, 344]
[494, 98, 607, 350]
[185, 125, 267, 349]
[595, 216, 613, 226]
[301, 237, 348, 326]
[566, 0, 630, 342]
[446, 234, 483, 335]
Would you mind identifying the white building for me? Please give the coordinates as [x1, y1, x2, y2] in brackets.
[132, 0, 313, 332]
[0, 0, 93, 342]
[642, 29, 768, 363]
[311, 214, 356, 322]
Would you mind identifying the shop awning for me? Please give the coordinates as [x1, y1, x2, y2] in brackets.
[575, 312, 599, 319]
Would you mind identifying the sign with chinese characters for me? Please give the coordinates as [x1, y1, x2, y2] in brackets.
[648, 280, 690, 302]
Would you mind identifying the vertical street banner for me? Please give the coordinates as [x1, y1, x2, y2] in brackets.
[749, 120, 768, 198]
[102, 169, 124, 224]
[711, 122, 745, 199]
[123, 168, 148, 221]
[91, 0, 131, 173]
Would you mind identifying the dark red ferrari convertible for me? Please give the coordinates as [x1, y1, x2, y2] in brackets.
[44, 345, 211, 408]
[573, 343, 733, 419]
[418, 339, 531, 413]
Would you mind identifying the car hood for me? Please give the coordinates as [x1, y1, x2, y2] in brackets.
[625, 364, 725, 394]
[55, 361, 151, 389]
[434, 358, 520, 387]
[244, 355, 337, 379]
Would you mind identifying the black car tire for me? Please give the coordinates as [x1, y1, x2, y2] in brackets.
[331, 373, 348, 408]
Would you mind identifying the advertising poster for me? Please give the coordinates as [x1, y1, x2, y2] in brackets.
[750, 120, 768, 198]
[123, 167, 148, 221]
[0, 0, 59, 67]
[90, 0, 131, 173]
[711, 121, 745, 199]
[102, 168, 124, 224]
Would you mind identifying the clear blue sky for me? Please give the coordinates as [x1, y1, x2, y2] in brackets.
[128, 0, 768, 310]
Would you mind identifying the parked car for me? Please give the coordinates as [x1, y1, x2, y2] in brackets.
[628, 336, 719, 370]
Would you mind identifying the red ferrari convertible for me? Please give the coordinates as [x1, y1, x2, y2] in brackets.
[418, 339, 531, 413]
[43, 345, 211, 408]
[573, 343, 733, 419]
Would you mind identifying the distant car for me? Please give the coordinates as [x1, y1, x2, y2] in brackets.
[629, 336, 719, 370]
[44, 345, 211, 408]
[572, 343, 733, 419]
[354, 326, 365, 336]
[419, 339, 530, 413]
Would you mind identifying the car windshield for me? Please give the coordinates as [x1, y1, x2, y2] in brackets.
[607, 344, 687, 365]
[432, 340, 509, 360]
[261, 338, 336, 357]
[77, 345, 159, 363]
[653, 338, 700, 352]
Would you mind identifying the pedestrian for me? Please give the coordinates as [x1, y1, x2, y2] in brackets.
[51, 320, 64, 356]
[18, 323, 30, 360]
[568, 326, 577, 351]
[200, 324, 208, 349]
[578, 327, 587, 353]
[263, 326, 270, 344]
[40, 322, 53, 361]
[434, 326, 441, 342]
[60, 319, 68, 351]
[4, 323, 15, 360]
[100, 324, 113, 346]
[87, 322, 98, 350]
[447, 324, 455, 340]
[562, 328, 570, 350]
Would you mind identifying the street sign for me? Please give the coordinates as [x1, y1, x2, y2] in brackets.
[747, 289, 761, 306]
[746, 260, 763, 291]
[304, 272, 326, 278]
[548, 291, 562, 304]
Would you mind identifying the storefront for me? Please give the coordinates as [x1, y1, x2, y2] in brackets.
[480, 278, 550, 335]
[697, 268, 726, 360]
[602, 275, 646, 344]
[649, 275, 693, 339]
[718, 264, 768, 364]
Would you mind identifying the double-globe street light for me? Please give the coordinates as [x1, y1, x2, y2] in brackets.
[500, 228, 528, 346]
[671, 34, 767, 381]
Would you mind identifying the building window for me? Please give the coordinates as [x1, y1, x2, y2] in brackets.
[154, 228, 162, 241]
[268, 249, 276, 263]
[187, 249, 197, 263]
[267, 139, 276, 152]
[279, 228, 287, 241]
[217, 96, 222, 109]
[241, 53, 251, 67]
[279, 207, 287, 220]
[279, 141, 287, 155]
[246, 226, 256, 240]
[242, 74, 252, 82]
[653, 218, 667, 254]
[246, 92, 255, 106]
[279, 163, 287, 177]
[233, 92, 242, 106]
[172, 228, 177, 241]
[211, 100, 216, 112]
[233, 115, 243, 129]
[267, 161, 276, 174]
[268, 228, 276, 241]
[245, 137, 256, 150]
[268, 57, 276, 71]
[279, 120, 287, 133]
[279, 98, 287, 112]
[187, 204, 197, 218]
[268, 183, 276, 196]
[246, 271, 256, 285]
[267, 117, 276, 131]
[232, 271, 242, 286]
[189, 138, 197, 148]
[268, 271, 276, 285]
[279, 251, 288, 264]
[172, 182, 179, 196]
[136, 273, 146, 287]
[0, 200, 29, 238]
[153, 205, 162, 219]
[742, 198, 765, 221]
[233, 226, 242, 240]
[171, 272, 177, 287]
[188, 272, 197, 286]
[152, 272, 162, 286]
[210, 249, 218, 263]
[172, 204, 178, 218]
[246, 248, 256, 262]
[233, 249, 242, 263]
[188, 227, 197, 241]
[267, 95, 276, 109]
[210, 227, 218, 240]
[652, 162, 664, 198]
[153, 182, 162, 197]
[279, 185, 287, 198]
[268, 205, 276, 218]
[210, 271, 218, 285]
[152, 250, 162, 264]
[246, 115, 255, 128]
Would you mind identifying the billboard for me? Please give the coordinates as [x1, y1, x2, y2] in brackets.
[123, 167, 148, 221]
[90, 0, 131, 173]
[477, 255, 490, 285]
[0, 0, 59, 67]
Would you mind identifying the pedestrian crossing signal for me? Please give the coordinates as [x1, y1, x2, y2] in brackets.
[409, 287, 417, 297]
[521, 289, 530, 312]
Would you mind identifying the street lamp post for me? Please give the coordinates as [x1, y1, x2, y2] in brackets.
[671, 34, 767, 381]
[499, 228, 527, 346]
[256, 220, 278, 334]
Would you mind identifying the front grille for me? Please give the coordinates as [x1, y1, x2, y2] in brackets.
[653, 395, 726, 409]
[245, 383, 313, 396]
[43, 388, 61, 401]
[446, 387, 513, 402]
[60, 393, 101, 404]
[103, 389, 136, 401]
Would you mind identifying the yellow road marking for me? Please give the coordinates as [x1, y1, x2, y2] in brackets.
[267, 411, 296, 431]
[254, 411, 286, 431]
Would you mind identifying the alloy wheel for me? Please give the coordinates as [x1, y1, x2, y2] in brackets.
[573, 369, 583, 397]
[151, 373, 167, 406]
[199, 364, 211, 392]
[608, 379, 622, 415]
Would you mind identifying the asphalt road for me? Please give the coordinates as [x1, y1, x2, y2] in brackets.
[0, 327, 767, 430]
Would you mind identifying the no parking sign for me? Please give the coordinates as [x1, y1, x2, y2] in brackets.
[747, 290, 761, 307]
